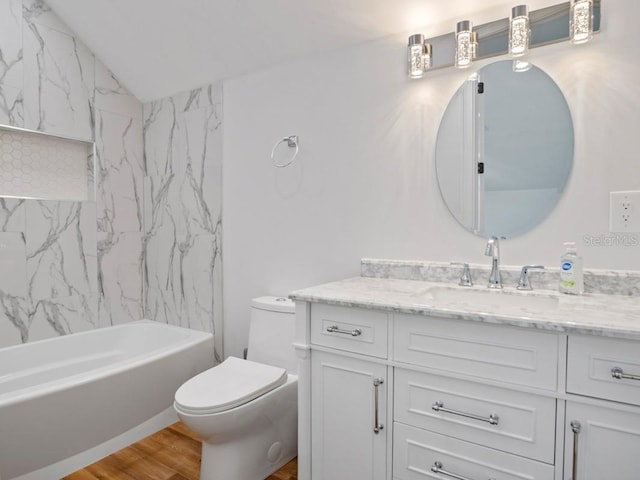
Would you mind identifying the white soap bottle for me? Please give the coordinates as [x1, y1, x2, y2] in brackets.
[559, 242, 584, 295]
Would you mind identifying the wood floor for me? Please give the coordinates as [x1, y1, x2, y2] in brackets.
[63, 422, 297, 480]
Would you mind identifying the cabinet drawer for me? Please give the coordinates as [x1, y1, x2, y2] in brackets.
[395, 369, 556, 463]
[311, 304, 388, 358]
[393, 314, 559, 390]
[393, 422, 555, 480]
[567, 335, 640, 406]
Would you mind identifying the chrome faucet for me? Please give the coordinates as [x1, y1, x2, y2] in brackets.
[484, 236, 503, 289]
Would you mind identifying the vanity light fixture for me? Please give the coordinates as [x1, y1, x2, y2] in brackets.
[570, 0, 594, 44]
[407, 34, 432, 78]
[455, 21, 476, 68]
[509, 5, 530, 57]
[406, 1, 601, 76]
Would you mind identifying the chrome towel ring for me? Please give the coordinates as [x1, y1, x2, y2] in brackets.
[271, 135, 299, 168]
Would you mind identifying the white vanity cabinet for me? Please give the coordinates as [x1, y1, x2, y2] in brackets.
[563, 335, 640, 480]
[311, 351, 388, 480]
[297, 299, 640, 480]
[308, 304, 389, 480]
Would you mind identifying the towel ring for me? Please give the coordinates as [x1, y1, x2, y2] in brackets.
[271, 135, 299, 168]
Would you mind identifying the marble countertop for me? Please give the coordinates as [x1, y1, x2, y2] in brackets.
[290, 276, 640, 340]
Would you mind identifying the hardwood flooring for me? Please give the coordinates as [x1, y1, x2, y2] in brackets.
[63, 422, 297, 480]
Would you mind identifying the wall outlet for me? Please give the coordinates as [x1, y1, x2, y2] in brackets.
[610, 191, 640, 232]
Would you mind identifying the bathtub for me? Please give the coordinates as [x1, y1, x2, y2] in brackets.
[0, 320, 215, 480]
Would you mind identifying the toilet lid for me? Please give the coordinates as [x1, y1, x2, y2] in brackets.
[174, 356, 287, 415]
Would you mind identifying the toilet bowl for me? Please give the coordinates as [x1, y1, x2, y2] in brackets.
[174, 296, 298, 480]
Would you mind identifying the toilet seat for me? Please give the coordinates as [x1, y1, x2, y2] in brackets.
[174, 356, 287, 415]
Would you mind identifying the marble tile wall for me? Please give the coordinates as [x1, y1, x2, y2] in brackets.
[0, 0, 144, 347]
[143, 84, 223, 359]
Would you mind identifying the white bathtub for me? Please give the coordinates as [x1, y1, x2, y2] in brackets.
[0, 320, 215, 480]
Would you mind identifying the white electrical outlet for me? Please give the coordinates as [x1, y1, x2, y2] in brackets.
[610, 191, 640, 232]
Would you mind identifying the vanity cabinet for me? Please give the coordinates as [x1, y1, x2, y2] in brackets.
[297, 301, 640, 480]
[310, 351, 388, 480]
[309, 304, 389, 480]
[563, 335, 640, 480]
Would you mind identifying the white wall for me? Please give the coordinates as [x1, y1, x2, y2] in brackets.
[223, 0, 640, 358]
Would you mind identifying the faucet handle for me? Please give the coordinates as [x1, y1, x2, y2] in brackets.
[517, 265, 545, 290]
[451, 262, 473, 287]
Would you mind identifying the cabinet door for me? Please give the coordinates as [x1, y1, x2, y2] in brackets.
[311, 351, 387, 480]
[565, 402, 640, 480]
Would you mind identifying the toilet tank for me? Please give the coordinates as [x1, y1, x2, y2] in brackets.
[246, 296, 297, 374]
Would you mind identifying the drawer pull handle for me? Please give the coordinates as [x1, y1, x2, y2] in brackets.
[431, 461, 495, 480]
[611, 367, 640, 381]
[373, 377, 384, 434]
[432, 401, 499, 426]
[326, 325, 362, 336]
[570, 420, 581, 480]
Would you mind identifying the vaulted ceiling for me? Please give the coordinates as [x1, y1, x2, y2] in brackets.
[46, 0, 537, 102]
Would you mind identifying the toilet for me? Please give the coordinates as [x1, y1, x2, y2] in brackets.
[174, 296, 298, 480]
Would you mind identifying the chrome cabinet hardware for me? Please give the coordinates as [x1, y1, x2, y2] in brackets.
[326, 325, 362, 336]
[611, 367, 640, 381]
[570, 420, 581, 480]
[516, 264, 545, 290]
[432, 401, 499, 425]
[431, 461, 495, 480]
[451, 262, 473, 286]
[373, 377, 384, 434]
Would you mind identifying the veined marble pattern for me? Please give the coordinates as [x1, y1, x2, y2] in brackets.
[26, 200, 97, 302]
[95, 60, 142, 120]
[143, 84, 223, 358]
[0, 197, 25, 231]
[361, 258, 640, 296]
[0, 0, 23, 89]
[290, 276, 640, 341]
[23, 16, 94, 140]
[98, 231, 143, 326]
[0, 0, 144, 348]
[0, 84, 24, 126]
[96, 109, 143, 234]
[29, 293, 98, 341]
[22, 0, 74, 36]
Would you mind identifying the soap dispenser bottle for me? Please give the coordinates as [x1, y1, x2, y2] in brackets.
[559, 242, 584, 295]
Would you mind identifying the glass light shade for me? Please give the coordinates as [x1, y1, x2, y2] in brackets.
[570, 0, 593, 44]
[408, 34, 426, 78]
[513, 59, 532, 72]
[455, 21, 474, 68]
[509, 5, 530, 57]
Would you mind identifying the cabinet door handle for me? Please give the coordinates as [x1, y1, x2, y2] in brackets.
[373, 377, 384, 434]
[432, 401, 499, 426]
[611, 367, 640, 381]
[326, 325, 362, 336]
[570, 420, 581, 480]
[431, 461, 495, 480]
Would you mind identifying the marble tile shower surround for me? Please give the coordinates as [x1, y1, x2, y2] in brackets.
[0, 0, 144, 347]
[361, 258, 640, 297]
[143, 83, 223, 360]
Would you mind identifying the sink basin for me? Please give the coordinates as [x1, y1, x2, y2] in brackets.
[411, 286, 560, 312]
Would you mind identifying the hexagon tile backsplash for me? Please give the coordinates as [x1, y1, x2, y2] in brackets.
[0, 127, 94, 201]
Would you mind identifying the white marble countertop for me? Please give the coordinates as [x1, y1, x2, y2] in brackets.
[290, 276, 640, 340]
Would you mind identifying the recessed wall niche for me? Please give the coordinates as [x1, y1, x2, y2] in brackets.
[0, 125, 95, 202]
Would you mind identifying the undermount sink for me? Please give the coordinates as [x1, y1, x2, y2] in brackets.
[411, 286, 560, 312]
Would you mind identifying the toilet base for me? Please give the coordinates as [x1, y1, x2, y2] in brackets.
[185, 377, 298, 480]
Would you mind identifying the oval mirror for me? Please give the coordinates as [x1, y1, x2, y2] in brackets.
[435, 60, 574, 238]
